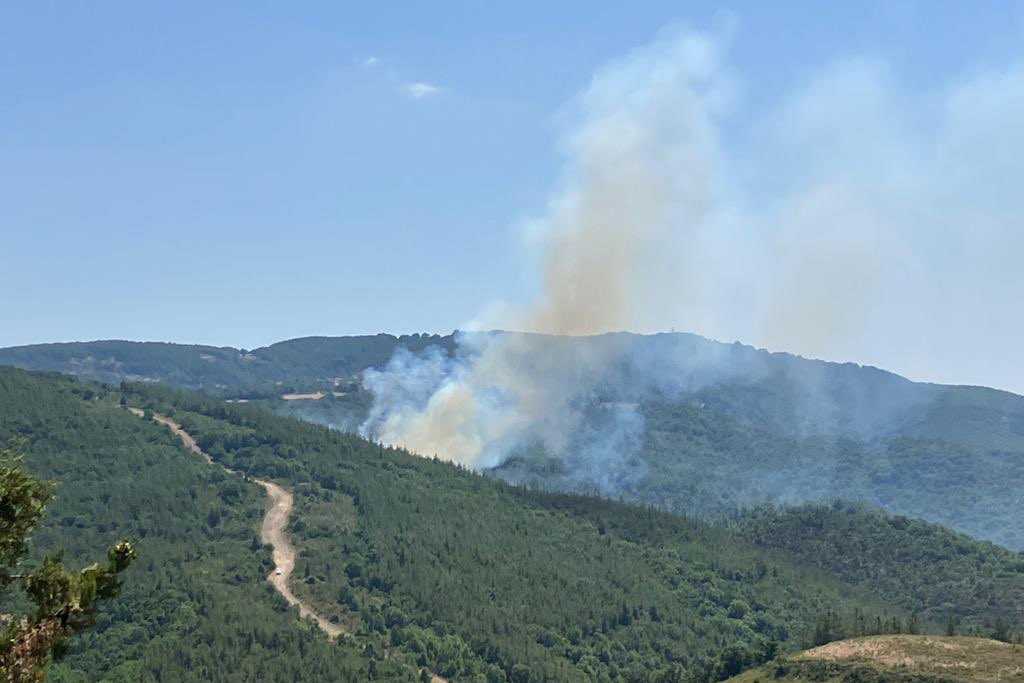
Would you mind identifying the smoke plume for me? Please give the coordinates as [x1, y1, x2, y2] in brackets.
[362, 29, 730, 470]
[361, 24, 1024, 476]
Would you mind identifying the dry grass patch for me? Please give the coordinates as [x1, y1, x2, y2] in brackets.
[798, 635, 1024, 682]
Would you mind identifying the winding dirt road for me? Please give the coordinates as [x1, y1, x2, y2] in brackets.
[258, 478, 346, 638]
[128, 408, 346, 640]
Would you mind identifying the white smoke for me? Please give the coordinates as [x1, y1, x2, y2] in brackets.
[361, 29, 732, 469]
[361, 24, 1024, 471]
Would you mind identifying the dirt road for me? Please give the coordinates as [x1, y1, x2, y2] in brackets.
[258, 478, 347, 638]
[129, 408, 346, 639]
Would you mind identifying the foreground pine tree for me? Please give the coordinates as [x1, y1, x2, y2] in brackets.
[0, 441, 135, 682]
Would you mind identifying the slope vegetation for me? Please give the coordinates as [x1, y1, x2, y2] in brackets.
[733, 503, 1024, 630]
[5, 332, 1022, 549]
[129, 408, 348, 639]
[124, 383, 899, 682]
[0, 368, 391, 682]
[3, 365, 1022, 681]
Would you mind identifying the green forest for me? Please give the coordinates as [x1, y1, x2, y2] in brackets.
[496, 390, 1024, 550]
[732, 503, 1024, 629]
[1, 366, 1021, 681]
[0, 368, 406, 682]
[7, 333, 1022, 551]
[122, 382, 894, 682]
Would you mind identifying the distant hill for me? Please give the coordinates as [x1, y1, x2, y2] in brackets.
[0, 334, 455, 393]
[4, 332, 1024, 549]
[496, 371, 1024, 548]
[727, 635, 1024, 683]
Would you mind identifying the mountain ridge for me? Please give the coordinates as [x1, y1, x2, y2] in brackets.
[4, 332, 1024, 549]
[4, 330, 1022, 399]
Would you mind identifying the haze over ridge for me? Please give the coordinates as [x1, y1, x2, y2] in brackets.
[360, 25, 1024, 468]
[3, 6, 1024, 396]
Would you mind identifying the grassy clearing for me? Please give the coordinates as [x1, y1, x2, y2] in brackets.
[728, 635, 1024, 683]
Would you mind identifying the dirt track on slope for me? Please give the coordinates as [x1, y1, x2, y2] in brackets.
[128, 407, 346, 640]
[258, 478, 347, 638]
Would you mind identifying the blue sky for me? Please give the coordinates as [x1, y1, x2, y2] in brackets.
[3, 2, 1024, 391]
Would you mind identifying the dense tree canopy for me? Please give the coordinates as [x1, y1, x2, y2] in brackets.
[732, 502, 1024, 632]
[5, 333, 1024, 551]
[0, 365, 1019, 682]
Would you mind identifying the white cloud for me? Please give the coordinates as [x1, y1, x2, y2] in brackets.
[362, 56, 379, 68]
[404, 82, 441, 99]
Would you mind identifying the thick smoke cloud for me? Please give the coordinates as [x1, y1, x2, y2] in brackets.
[363, 332, 650, 469]
[362, 30, 729, 469]
[361, 25, 1024, 472]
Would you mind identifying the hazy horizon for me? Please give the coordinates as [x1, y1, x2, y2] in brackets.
[5, 2, 1024, 394]
[6, 328, 1024, 399]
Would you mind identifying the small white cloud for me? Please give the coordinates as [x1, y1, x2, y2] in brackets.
[404, 82, 441, 99]
[362, 56, 379, 68]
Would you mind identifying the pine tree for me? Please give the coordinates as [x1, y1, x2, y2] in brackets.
[0, 441, 136, 682]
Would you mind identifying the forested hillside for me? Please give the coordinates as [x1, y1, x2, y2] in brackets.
[496, 397, 1024, 550]
[124, 382, 901, 682]
[733, 503, 1024, 630]
[1, 367, 1020, 681]
[0, 368, 410, 682]
[0, 367, 909, 682]
[4, 332, 1024, 552]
